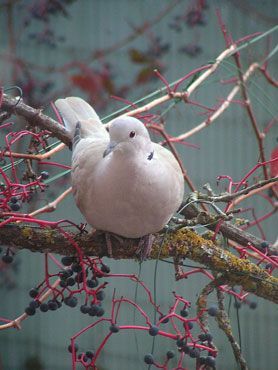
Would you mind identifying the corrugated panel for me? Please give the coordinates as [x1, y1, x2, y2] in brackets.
[0, 1, 277, 369]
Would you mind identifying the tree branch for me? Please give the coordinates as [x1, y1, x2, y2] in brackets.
[180, 203, 277, 255]
[0, 224, 277, 304]
[198, 177, 278, 203]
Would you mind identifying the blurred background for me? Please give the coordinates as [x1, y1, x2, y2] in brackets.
[0, 1, 277, 369]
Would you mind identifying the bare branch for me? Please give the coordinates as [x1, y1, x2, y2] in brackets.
[198, 177, 278, 203]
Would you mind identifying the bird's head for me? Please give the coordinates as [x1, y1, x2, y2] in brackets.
[103, 116, 153, 158]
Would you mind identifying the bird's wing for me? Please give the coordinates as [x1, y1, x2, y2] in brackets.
[55, 97, 108, 141]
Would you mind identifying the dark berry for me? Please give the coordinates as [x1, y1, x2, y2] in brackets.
[66, 277, 75, 286]
[176, 338, 185, 347]
[199, 357, 206, 365]
[80, 304, 90, 314]
[208, 305, 218, 316]
[59, 270, 71, 279]
[249, 301, 257, 310]
[48, 300, 58, 311]
[40, 303, 49, 312]
[187, 321, 194, 329]
[2, 254, 13, 263]
[205, 355, 216, 366]
[96, 306, 105, 317]
[189, 348, 200, 358]
[29, 300, 40, 309]
[10, 196, 18, 203]
[180, 308, 189, 317]
[10, 202, 21, 211]
[83, 355, 89, 363]
[68, 343, 78, 353]
[29, 288, 39, 298]
[144, 354, 154, 365]
[160, 315, 169, 324]
[25, 306, 36, 316]
[60, 269, 72, 279]
[96, 290, 105, 301]
[205, 333, 213, 342]
[101, 264, 110, 273]
[166, 350, 175, 359]
[89, 304, 98, 316]
[86, 350, 94, 359]
[109, 324, 120, 333]
[182, 345, 190, 354]
[59, 279, 67, 288]
[265, 263, 273, 270]
[72, 263, 82, 273]
[149, 325, 159, 336]
[68, 297, 78, 308]
[40, 171, 49, 180]
[260, 241, 269, 249]
[64, 296, 78, 308]
[87, 278, 98, 288]
[198, 333, 207, 342]
[61, 256, 74, 266]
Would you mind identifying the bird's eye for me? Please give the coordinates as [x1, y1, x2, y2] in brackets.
[129, 131, 136, 138]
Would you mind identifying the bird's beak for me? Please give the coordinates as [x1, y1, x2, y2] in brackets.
[103, 141, 117, 157]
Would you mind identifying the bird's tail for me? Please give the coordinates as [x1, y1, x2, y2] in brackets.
[55, 97, 108, 140]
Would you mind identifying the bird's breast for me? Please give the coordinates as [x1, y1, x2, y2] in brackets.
[73, 151, 183, 238]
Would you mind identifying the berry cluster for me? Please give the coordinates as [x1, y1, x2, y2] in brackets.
[24, 256, 110, 320]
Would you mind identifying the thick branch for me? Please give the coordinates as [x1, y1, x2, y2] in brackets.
[0, 224, 277, 304]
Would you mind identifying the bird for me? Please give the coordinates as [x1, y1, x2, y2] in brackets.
[55, 97, 184, 255]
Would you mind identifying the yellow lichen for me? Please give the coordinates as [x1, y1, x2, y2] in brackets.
[21, 227, 33, 239]
[43, 228, 55, 245]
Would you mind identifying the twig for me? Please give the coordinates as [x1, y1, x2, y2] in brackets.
[0, 278, 60, 330]
[174, 62, 259, 141]
[28, 187, 72, 217]
[233, 57, 268, 179]
[216, 289, 248, 370]
[198, 177, 278, 203]
[1, 142, 66, 161]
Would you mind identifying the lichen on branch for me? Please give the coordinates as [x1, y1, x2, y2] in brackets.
[0, 224, 277, 304]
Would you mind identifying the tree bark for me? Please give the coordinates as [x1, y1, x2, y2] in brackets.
[1, 224, 277, 304]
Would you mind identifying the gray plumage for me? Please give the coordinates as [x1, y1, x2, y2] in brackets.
[55, 97, 184, 238]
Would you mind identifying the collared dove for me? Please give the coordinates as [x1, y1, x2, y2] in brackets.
[55, 97, 184, 239]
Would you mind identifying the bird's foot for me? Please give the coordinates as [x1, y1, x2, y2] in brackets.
[105, 232, 125, 258]
[136, 234, 155, 261]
